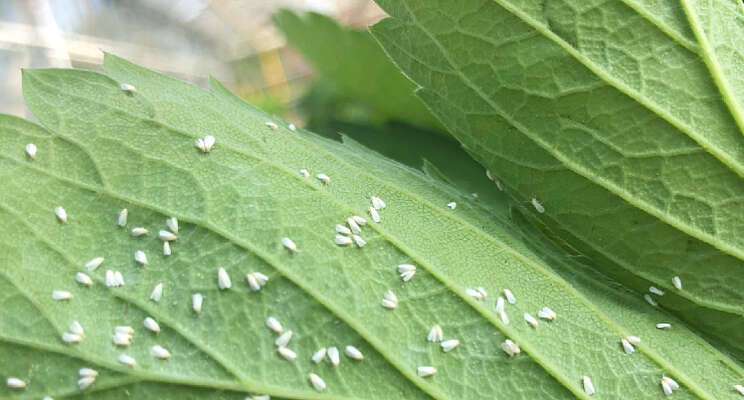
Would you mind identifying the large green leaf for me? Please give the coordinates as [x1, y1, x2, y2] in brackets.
[370, 0, 744, 355]
[273, 10, 444, 134]
[1, 55, 742, 400]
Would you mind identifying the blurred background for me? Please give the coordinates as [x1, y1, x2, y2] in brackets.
[0, 0, 386, 123]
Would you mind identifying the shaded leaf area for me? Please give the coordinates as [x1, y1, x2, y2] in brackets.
[370, 0, 744, 357]
[0, 55, 741, 400]
[273, 10, 445, 135]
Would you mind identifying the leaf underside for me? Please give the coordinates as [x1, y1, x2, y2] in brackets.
[0, 52, 741, 400]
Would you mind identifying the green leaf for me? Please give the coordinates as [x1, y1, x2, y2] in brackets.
[273, 10, 445, 134]
[370, 0, 744, 355]
[1, 54, 742, 399]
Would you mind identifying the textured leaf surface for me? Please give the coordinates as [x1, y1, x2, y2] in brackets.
[273, 10, 444, 133]
[0, 55, 742, 400]
[370, 0, 744, 355]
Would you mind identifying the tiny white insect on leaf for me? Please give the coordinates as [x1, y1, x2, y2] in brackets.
[626, 335, 641, 346]
[644, 294, 658, 307]
[381, 290, 398, 309]
[159, 230, 177, 241]
[62, 332, 82, 343]
[466, 287, 486, 300]
[447, 201, 457, 210]
[114, 271, 124, 286]
[134, 250, 148, 265]
[85, 257, 104, 271]
[79, 368, 98, 378]
[371, 196, 386, 210]
[265, 121, 278, 130]
[649, 286, 665, 296]
[254, 272, 268, 285]
[77, 376, 95, 390]
[672, 276, 682, 290]
[131, 227, 148, 236]
[112, 332, 131, 346]
[495, 178, 505, 191]
[151, 345, 171, 359]
[118, 353, 136, 367]
[120, 83, 136, 93]
[538, 307, 557, 321]
[25, 143, 37, 159]
[299, 169, 310, 178]
[335, 224, 351, 235]
[486, 169, 494, 181]
[531, 197, 545, 213]
[621, 338, 635, 355]
[275, 330, 293, 347]
[69, 320, 84, 336]
[524, 313, 538, 328]
[500, 339, 520, 357]
[288, 123, 296, 131]
[344, 345, 364, 360]
[503, 288, 516, 304]
[115, 326, 134, 335]
[203, 135, 215, 151]
[6, 377, 26, 389]
[266, 316, 283, 333]
[309, 373, 326, 392]
[54, 206, 67, 222]
[246, 273, 261, 291]
[327, 346, 340, 367]
[583, 376, 595, 396]
[347, 217, 362, 234]
[734, 384, 744, 396]
[417, 366, 437, 377]
[195, 138, 206, 152]
[144, 317, 160, 333]
[427, 325, 443, 342]
[495, 296, 505, 313]
[353, 215, 367, 226]
[192, 293, 203, 314]
[218, 267, 232, 290]
[148, 283, 163, 302]
[166, 217, 178, 233]
[312, 347, 327, 364]
[334, 234, 353, 246]
[656, 323, 671, 329]
[663, 376, 679, 391]
[316, 173, 330, 184]
[498, 310, 510, 325]
[440, 339, 460, 352]
[352, 235, 366, 247]
[369, 206, 381, 223]
[281, 237, 297, 253]
[52, 290, 72, 300]
[75, 272, 93, 286]
[277, 346, 297, 361]
[163, 241, 171, 256]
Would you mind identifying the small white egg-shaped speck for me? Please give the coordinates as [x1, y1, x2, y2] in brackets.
[113, 332, 131, 346]
[85, 257, 104, 271]
[335, 224, 351, 235]
[538, 307, 556, 321]
[644, 294, 658, 307]
[134, 250, 148, 265]
[345, 345, 363, 360]
[144, 317, 160, 333]
[288, 123, 297, 131]
[734, 384, 744, 396]
[69, 320, 84, 336]
[195, 138, 206, 152]
[621, 338, 635, 355]
[369, 206, 380, 223]
[150, 283, 163, 302]
[131, 227, 148, 236]
[353, 215, 367, 226]
[6, 377, 25, 389]
[218, 267, 232, 290]
[327, 346, 340, 366]
[626, 336, 641, 346]
[334, 235, 353, 246]
[77, 376, 95, 390]
[118, 353, 136, 367]
[163, 241, 171, 256]
[79, 368, 98, 377]
[299, 169, 310, 178]
[265, 121, 278, 130]
[486, 169, 494, 181]
[120, 83, 136, 93]
[371, 196, 386, 210]
[524, 313, 538, 328]
[115, 326, 134, 335]
[52, 290, 72, 300]
[447, 201, 456, 210]
[75, 272, 93, 286]
[26, 143, 37, 159]
[347, 217, 362, 234]
[54, 206, 67, 222]
[266, 317, 283, 333]
[281, 237, 297, 253]
[656, 323, 671, 329]
[151, 345, 171, 359]
[316, 173, 330, 184]
[441, 339, 460, 352]
[503, 289, 516, 304]
[382, 290, 398, 309]
[495, 297, 505, 313]
[352, 235, 366, 247]
[583, 376, 595, 396]
[118, 209, 128, 227]
[498, 310, 510, 325]
[114, 271, 124, 286]
[501, 339, 520, 357]
[277, 346, 297, 361]
[159, 230, 177, 241]
[649, 286, 665, 296]
[417, 366, 437, 377]
[427, 325, 443, 342]
[309, 373, 326, 392]
[166, 217, 178, 233]
[62, 332, 82, 343]
[531, 197, 545, 213]
[275, 330, 293, 347]
[203, 135, 215, 152]
[312, 347, 327, 363]
[192, 293, 203, 314]
[672, 276, 682, 290]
